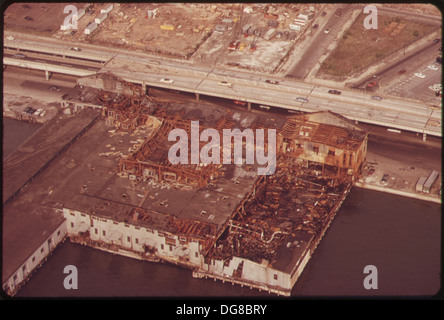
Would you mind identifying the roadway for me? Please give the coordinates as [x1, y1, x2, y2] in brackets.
[3, 32, 442, 138]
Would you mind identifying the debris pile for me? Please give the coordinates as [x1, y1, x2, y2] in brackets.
[207, 157, 353, 265]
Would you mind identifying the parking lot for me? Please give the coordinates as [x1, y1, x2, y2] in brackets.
[384, 59, 442, 104]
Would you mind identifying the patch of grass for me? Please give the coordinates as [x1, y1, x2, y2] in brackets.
[318, 13, 437, 79]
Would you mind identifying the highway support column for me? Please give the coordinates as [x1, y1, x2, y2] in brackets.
[45, 70, 52, 81]
[247, 102, 251, 112]
[195, 93, 200, 102]
[423, 133, 427, 142]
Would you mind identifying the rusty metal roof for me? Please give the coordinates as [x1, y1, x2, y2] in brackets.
[279, 114, 367, 151]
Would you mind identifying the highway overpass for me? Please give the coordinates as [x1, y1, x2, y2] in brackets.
[3, 34, 442, 139]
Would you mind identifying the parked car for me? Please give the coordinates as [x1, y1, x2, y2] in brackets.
[433, 38, 440, 44]
[328, 89, 341, 95]
[312, 24, 319, 29]
[367, 168, 375, 175]
[24, 107, 36, 114]
[24, 16, 33, 21]
[324, 28, 331, 34]
[414, 73, 426, 79]
[13, 53, 26, 59]
[381, 174, 389, 183]
[218, 81, 232, 87]
[50, 86, 62, 92]
[34, 109, 44, 117]
[234, 100, 246, 106]
[428, 65, 438, 70]
[228, 40, 240, 51]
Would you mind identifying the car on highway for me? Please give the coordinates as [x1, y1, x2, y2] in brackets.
[13, 53, 26, 59]
[265, 80, 279, 85]
[6, 36, 15, 40]
[328, 89, 341, 95]
[371, 96, 383, 101]
[335, 10, 342, 17]
[70, 47, 81, 51]
[24, 16, 33, 21]
[296, 97, 309, 103]
[414, 73, 426, 78]
[324, 28, 331, 34]
[428, 64, 438, 71]
[218, 81, 232, 87]
[321, 12, 327, 17]
[160, 78, 174, 84]
[50, 86, 62, 92]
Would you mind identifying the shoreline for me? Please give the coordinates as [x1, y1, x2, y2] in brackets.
[353, 181, 441, 204]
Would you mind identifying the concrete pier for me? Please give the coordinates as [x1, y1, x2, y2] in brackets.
[2, 109, 101, 296]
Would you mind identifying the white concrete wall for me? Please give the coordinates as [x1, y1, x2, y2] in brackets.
[204, 256, 292, 291]
[63, 208, 202, 266]
[242, 260, 291, 290]
[3, 221, 67, 296]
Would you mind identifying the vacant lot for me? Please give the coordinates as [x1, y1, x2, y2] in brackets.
[318, 12, 439, 80]
[4, 3, 83, 35]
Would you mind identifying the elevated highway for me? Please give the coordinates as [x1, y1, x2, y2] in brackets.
[3, 34, 442, 139]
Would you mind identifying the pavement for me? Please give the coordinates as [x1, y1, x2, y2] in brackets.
[356, 127, 441, 204]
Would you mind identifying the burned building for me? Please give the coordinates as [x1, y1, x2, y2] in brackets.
[277, 111, 368, 175]
[51, 76, 364, 296]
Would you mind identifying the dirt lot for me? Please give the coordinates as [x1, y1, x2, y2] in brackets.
[318, 11, 439, 80]
[4, 3, 320, 73]
[4, 3, 84, 35]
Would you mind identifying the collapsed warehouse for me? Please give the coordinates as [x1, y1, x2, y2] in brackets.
[60, 72, 367, 296]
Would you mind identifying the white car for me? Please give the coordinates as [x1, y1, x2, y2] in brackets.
[218, 81, 232, 87]
[160, 78, 174, 84]
[34, 109, 44, 116]
[324, 28, 331, 34]
[6, 36, 15, 40]
[414, 73, 426, 78]
[428, 65, 438, 71]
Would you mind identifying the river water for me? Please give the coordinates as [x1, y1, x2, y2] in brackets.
[3, 118, 441, 298]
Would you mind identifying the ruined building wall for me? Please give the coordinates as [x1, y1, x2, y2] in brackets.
[63, 209, 203, 267]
